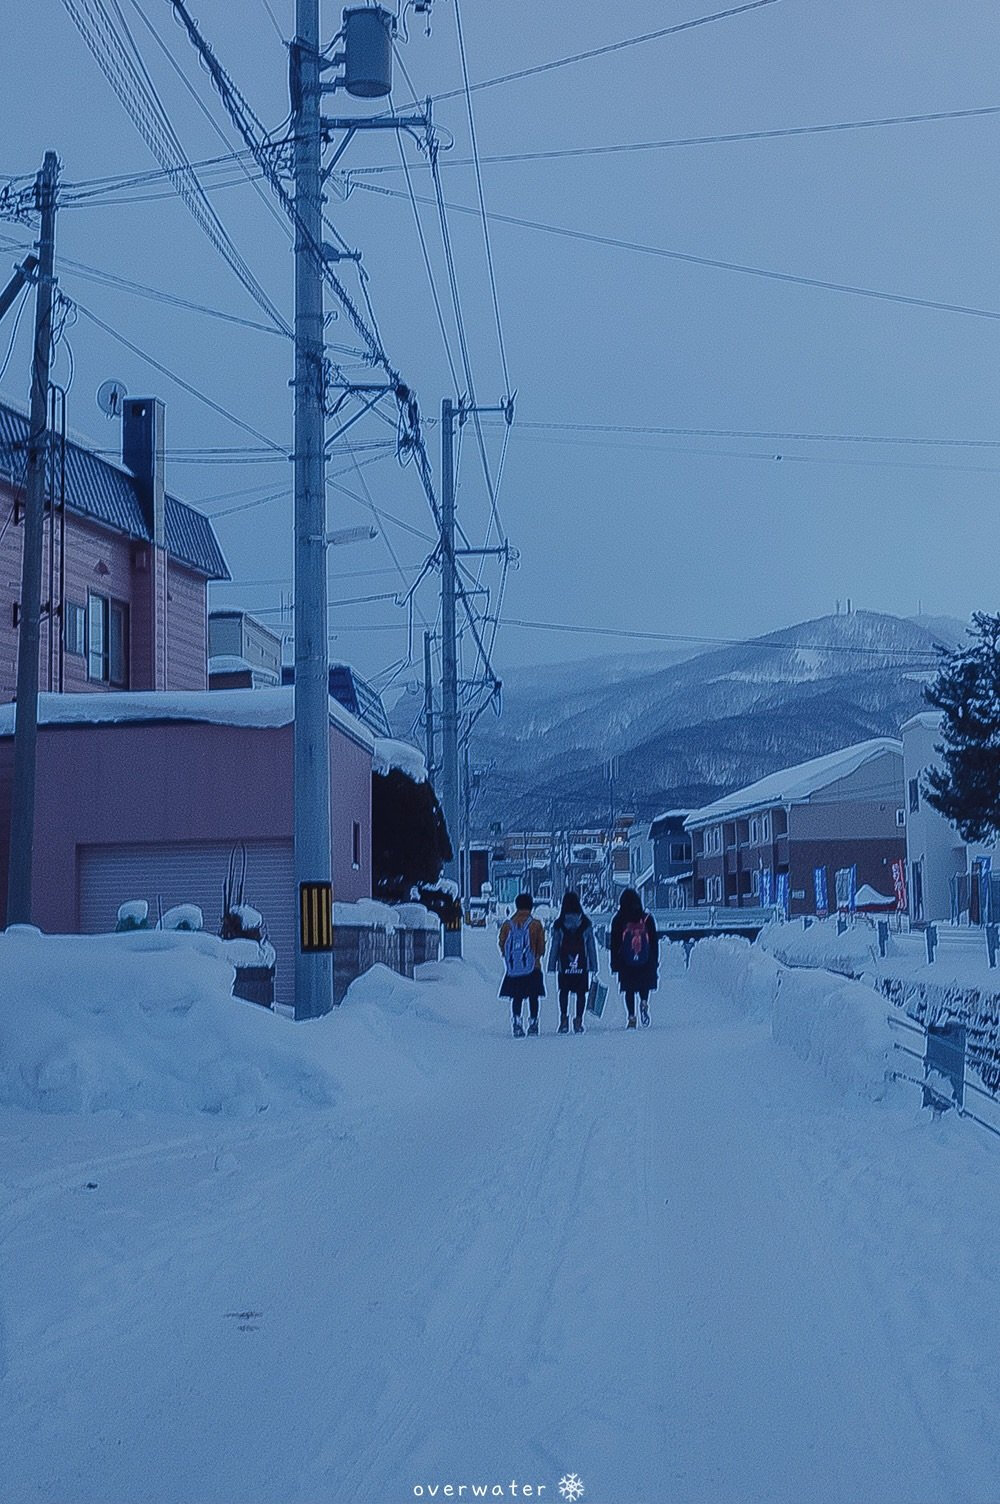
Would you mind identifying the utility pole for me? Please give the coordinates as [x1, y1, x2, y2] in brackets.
[6, 152, 58, 927]
[291, 3, 333, 1016]
[423, 628, 435, 778]
[440, 397, 460, 917]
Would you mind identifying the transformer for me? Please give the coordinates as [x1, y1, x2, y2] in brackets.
[341, 6, 394, 98]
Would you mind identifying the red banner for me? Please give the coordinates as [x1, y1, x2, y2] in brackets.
[891, 859, 908, 912]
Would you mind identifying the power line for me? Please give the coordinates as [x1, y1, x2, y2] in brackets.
[453, 0, 512, 401]
[486, 418, 1000, 450]
[415, 0, 785, 106]
[350, 103, 1000, 175]
[354, 181, 1000, 323]
[59, 0, 290, 335]
[500, 617, 946, 662]
[72, 299, 287, 451]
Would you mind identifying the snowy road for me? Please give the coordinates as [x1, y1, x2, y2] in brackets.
[4, 935, 1000, 1503]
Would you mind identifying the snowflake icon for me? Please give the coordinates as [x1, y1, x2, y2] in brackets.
[558, 1474, 585, 1503]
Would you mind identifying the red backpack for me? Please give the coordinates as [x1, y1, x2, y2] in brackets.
[620, 917, 650, 970]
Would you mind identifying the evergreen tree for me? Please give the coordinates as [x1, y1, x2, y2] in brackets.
[923, 612, 1000, 842]
[371, 768, 452, 901]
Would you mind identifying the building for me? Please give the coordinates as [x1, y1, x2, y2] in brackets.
[648, 810, 694, 908]
[901, 712, 998, 923]
[0, 688, 373, 1010]
[1, 396, 228, 700]
[208, 610, 282, 688]
[686, 739, 905, 917]
[281, 661, 391, 737]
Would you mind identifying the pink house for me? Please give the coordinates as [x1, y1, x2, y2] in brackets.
[0, 690, 374, 1010]
[0, 395, 228, 700]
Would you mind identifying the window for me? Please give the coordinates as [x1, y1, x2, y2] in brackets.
[87, 593, 129, 686]
[908, 778, 920, 814]
[64, 602, 86, 656]
[752, 869, 760, 897]
[352, 821, 362, 870]
[761, 813, 771, 842]
[896, 808, 906, 827]
[669, 841, 688, 862]
[750, 817, 760, 844]
[705, 826, 723, 856]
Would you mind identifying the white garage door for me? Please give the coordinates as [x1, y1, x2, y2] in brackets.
[77, 840, 296, 1008]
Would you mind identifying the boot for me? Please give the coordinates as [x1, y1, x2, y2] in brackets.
[573, 1017, 585, 1034]
[512, 1017, 525, 1038]
[640, 1001, 650, 1028]
[526, 1017, 539, 1037]
[557, 1017, 569, 1034]
[626, 1016, 637, 1030]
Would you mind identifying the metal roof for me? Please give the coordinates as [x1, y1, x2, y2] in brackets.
[0, 400, 229, 580]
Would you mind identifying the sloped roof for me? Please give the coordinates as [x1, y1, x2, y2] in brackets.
[0, 400, 228, 580]
[685, 738, 903, 828]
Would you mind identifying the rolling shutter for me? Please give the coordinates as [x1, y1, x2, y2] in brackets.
[77, 840, 296, 1008]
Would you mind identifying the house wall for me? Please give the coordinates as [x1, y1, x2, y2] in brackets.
[789, 838, 906, 914]
[901, 715, 997, 921]
[1, 480, 210, 699]
[0, 719, 371, 931]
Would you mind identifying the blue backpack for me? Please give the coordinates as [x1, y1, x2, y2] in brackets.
[504, 919, 536, 977]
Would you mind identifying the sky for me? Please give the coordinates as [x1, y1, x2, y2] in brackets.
[1, 0, 998, 690]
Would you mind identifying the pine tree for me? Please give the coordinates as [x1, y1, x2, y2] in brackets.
[923, 612, 1000, 842]
[371, 768, 452, 901]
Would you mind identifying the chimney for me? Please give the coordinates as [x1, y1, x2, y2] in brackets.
[123, 397, 168, 690]
[122, 397, 165, 546]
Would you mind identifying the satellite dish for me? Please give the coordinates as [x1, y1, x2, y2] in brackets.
[97, 379, 128, 419]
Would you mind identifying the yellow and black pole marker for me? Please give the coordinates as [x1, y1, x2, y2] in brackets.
[299, 881, 333, 953]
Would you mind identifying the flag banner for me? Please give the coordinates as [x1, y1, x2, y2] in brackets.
[760, 869, 774, 907]
[776, 872, 790, 917]
[980, 857, 992, 925]
[891, 859, 907, 912]
[814, 866, 829, 916]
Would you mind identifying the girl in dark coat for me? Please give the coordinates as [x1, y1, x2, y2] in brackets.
[609, 886, 659, 1029]
[547, 890, 599, 1034]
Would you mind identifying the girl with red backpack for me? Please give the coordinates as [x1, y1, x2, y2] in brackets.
[547, 891, 599, 1034]
[609, 887, 659, 1029]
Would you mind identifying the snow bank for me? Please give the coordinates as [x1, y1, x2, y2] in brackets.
[759, 916, 884, 978]
[333, 899, 400, 930]
[372, 736, 427, 783]
[0, 928, 338, 1116]
[688, 935, 890, 1097]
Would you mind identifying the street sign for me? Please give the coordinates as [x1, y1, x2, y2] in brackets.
[299, 882, 333, 953]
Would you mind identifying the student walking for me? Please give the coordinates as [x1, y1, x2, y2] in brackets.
[498, 893, 546, 1037]
[609, 887, 659, 1029]
[547, 890, 598, 1034]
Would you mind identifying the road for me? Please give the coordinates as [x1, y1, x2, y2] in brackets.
[3, 933, 1000, 1503]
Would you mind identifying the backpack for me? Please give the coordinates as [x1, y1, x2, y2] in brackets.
[504, 919, 536, 978]
[620, 917, 651, 970]
[558, 921, 588, 976]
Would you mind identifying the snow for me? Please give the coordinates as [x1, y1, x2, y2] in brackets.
[6, 930, 1000, 1501]
[0, 928, 337, 1115]
[0, 686, 375, 751]
[116, 899, 148, 926]
[372, 736, 428, 783]
[207, 654, 252, 674]
[231, 904, 263, 930]
[685, 736, 902, 825]
[160, 903, 203, 932]
[333, 898, 400, 930]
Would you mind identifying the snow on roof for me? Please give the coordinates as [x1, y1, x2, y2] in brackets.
[372, 737, 427, 784]
[208, 655, 253, 675]
[901, 711, 942, 733]
[0, 687, 374, 752]
[635, 863, 654, 888]
[685, 738, 903, 827]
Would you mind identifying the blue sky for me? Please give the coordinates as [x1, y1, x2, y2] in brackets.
[1, 0, 997, 681]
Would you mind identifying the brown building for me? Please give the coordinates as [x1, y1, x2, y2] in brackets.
[1, 395, 228, 701]
[686, 739, 905, 917]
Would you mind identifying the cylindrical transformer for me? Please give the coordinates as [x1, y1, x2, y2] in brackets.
[342, 6, 393, 98]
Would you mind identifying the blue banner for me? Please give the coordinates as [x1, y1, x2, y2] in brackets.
[776, 872, 790, 917]
[814, 866, 828, 916]
[760, 868, 773, 907]
[835, 866, 857, 912]
[980, 857, 992, 925]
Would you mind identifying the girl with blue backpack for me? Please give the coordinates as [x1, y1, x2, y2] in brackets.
[547, 891, 598, 1034]
[609, 887, 659, 1029]
[498, 893, 546, 1037]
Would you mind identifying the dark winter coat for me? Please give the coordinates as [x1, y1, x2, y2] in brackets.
[547, 913, 598, 981]
[609, 910, 659, 994]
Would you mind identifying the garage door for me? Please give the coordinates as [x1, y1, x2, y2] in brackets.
[77, 840, 296, 1008]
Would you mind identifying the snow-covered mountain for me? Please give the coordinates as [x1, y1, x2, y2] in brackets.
[467, 610, 967, 828]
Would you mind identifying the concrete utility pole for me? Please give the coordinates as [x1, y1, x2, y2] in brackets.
[423, 629, 435, 777]
[440, 397, 460, 896]
[6, 152, 58, 928]
[291, 2, 334, 1017]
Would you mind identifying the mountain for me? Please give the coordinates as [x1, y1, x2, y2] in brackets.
[465, 610, 959, 829]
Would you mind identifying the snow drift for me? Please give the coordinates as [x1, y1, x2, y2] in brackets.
[0, 927, 338, 1116]
[688, 934, 891, 1098]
